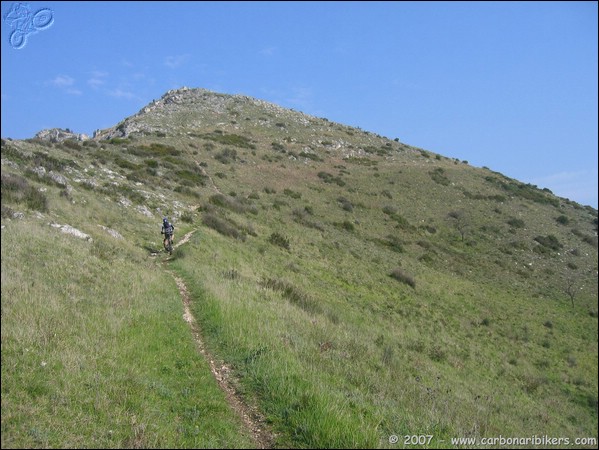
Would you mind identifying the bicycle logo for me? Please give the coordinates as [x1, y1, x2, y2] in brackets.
[3, 3, 54, 49]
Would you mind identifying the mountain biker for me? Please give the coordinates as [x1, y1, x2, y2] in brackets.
[161, 217, 175, 251]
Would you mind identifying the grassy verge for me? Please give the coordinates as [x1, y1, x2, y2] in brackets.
[1, 220, 255, 448]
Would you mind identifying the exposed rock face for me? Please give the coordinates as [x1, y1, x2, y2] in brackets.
[35, 128, 89, 143]
[50, 223, 92, 241]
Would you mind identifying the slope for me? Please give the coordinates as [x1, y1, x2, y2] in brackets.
[1, 87, 597, 448]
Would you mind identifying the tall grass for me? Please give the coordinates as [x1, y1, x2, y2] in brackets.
[1, 221, 255, 448]
[170, 228, 598, 448]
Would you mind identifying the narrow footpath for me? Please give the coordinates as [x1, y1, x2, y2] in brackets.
[165, 230, 275, 449]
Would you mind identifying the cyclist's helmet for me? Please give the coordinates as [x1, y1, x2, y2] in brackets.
[163, 217, 169, 224]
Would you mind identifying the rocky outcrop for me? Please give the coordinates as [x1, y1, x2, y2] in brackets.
[35, 128, 89, 143]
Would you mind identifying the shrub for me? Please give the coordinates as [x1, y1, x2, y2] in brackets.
[556, 215, 570, 225]
[507, 218, 525, 228]
[271, 142, 286, 152]
[389, 267, 416, 288]
[223, 269, 240, 280]
[337, 197, 353, 212]
[180, 211, 194, 223]
[215, 148, 237, 164]
[317, 171, 345, 186]
[1, 204, 15, 218]
[62, 139, 82, 150]
[1, 173, 48, 212]
[336, 220, 354, 232]
[429, 168, 450, 186]
[209, 194, 257, 215]
[202, 213, 246, 241]
[382, 205, 397, 216]
[283, 189, 301, 199]
[201, 131, 255, 149]
[260, 278, 322, 315]
[381, 235, 404, 253]
[269, 232, 290, 250]
[534, 235, 562, 251]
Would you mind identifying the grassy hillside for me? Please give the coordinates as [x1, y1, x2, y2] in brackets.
[2, 88, 597, 448]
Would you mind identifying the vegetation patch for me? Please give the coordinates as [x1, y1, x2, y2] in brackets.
[202, 212, 247, 241]
[260, 278, 322, 315]
[429, 167, 450, 186]
[1, 173, 48, 212]
[389, 267, 416, 288]
[200, 131, 256, 149]
[268, 232, 290, 250]
[534, 234, 563, 252]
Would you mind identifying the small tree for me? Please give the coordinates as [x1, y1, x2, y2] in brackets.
[447, 210, 470, 241]
[564, 275, 581, 308]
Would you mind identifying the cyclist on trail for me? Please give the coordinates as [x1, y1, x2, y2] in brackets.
[161, 217, 175, 251]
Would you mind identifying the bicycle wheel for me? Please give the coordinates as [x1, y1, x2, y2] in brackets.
[33, 8, 54, 30]
[9, 30, 27, 49]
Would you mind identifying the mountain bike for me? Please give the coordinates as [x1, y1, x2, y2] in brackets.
[4, 4, 54, 49]
[163, 234, 174, 255]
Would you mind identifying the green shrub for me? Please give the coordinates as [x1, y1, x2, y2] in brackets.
[283, 189, 301, 199]
[534, 235, 562, 251]
[1, 173, 48, 212]
[180, 211, 194, 223]
[429, 168, 450, 186]
[507, 218, 525, 228]
[202, 213, 246, 241]
[337, 197, 353, 212]
[389, 267, 415, 288]
[260, 278, 322, 315]
[269, 232, 290, 250]
[62, 139, 82, 150]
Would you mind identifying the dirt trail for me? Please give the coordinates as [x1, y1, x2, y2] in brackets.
[196, 162, 223, 195]
[166, 230, 274, 449]
[173, 229, 196, 248]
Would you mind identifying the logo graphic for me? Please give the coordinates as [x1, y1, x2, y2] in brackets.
[3, 3, 54, 49]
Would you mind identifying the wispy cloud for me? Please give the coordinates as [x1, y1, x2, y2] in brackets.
[87, 71, 108, 89]
[259, 46, 277, 56]
[285, 86, 314, 111]
[45, 75, 82, 95]
[47, 75, 75, 87]
[107, 88, 137, 100]
[164, 54, 190, 69]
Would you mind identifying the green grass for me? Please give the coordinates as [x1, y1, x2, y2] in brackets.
[1, 221, 255, 448]
[170, 226, 598, 448]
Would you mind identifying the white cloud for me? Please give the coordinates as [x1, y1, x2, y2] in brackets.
[107, 88, 137, 100]
[259, 46, 277, 56]
[87, 71, 108, 89]
[165, 54, 190, 69]
[285, 87, 314, 111]
[48, 75, 75, 87]
[88, 78, 105, 89]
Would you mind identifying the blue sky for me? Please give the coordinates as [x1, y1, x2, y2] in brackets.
[2, 1, 597, 207]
